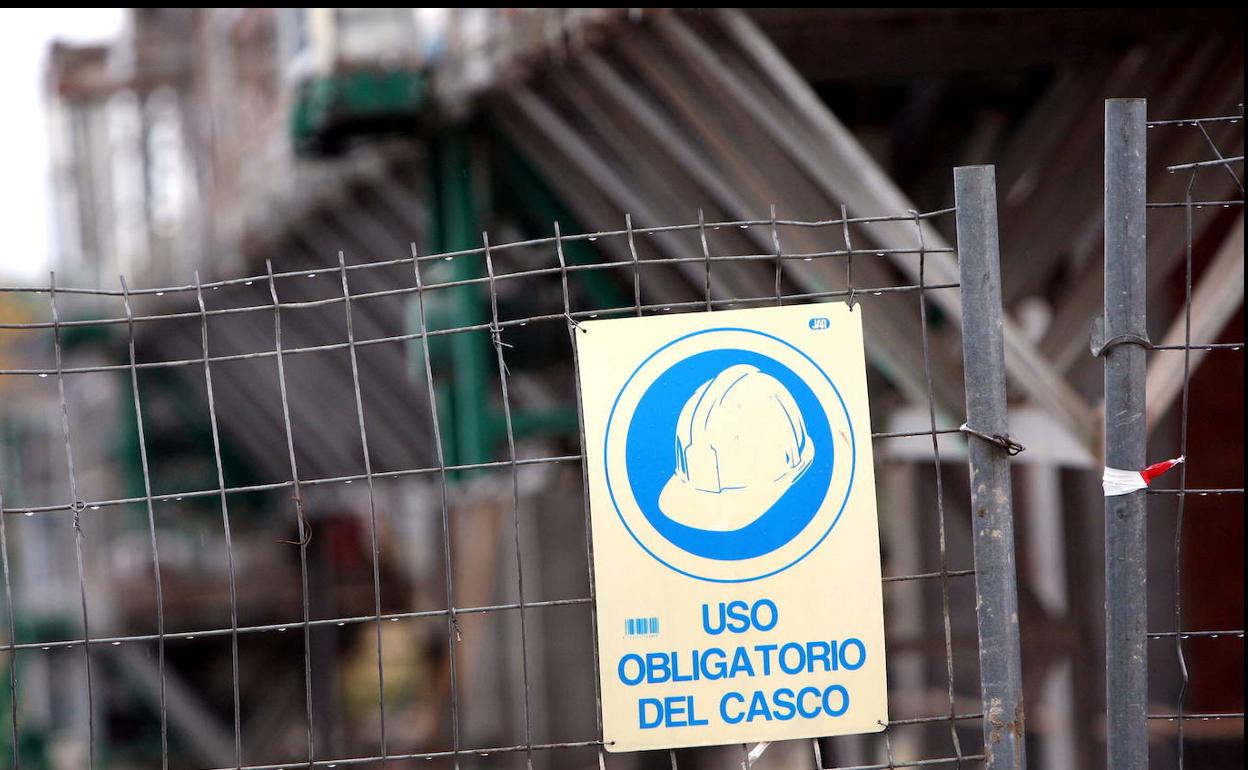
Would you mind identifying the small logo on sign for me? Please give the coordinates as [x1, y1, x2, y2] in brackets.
[809, 317, 830, 330]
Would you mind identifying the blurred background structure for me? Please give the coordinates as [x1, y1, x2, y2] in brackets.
[0, 8, 1242, 769]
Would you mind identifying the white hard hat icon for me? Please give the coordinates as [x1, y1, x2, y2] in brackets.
[658, 364, 815, 531]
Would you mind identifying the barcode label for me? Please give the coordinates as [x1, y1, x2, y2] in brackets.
[625, 617, 660, 637]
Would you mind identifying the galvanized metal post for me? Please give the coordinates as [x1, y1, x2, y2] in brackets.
[954, 165, 1027, 770]
[1103, 97, 1149, 770]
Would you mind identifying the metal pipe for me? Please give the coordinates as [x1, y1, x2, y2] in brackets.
[954, 164, 1027, 770]
[1103, 97, 1149, 770]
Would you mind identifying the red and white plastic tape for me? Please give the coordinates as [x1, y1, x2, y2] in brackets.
[1102, 456, 1184, 496]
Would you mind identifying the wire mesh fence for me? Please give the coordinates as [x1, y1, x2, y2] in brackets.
[1104, 99, 1244, 770]
[1143, 105, 1244, 768]
[0, 178, 1026, 769]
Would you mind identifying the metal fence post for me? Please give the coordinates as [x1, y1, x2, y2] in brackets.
[1103, 97, 1149, 770]
[954, 164, 1027, 770]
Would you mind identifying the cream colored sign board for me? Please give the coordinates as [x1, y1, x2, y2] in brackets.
[576, 302, 886, 752]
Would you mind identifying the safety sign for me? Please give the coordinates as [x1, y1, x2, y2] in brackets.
[575, 302, 886, 752]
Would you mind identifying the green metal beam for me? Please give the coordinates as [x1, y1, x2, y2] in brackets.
[492, 134, 627, 312]
[429, 132, 492, 471]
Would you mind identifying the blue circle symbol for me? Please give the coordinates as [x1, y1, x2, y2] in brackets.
[603, 328, 856, 583]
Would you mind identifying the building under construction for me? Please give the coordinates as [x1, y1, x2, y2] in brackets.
[0, 8, 1242, 770]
